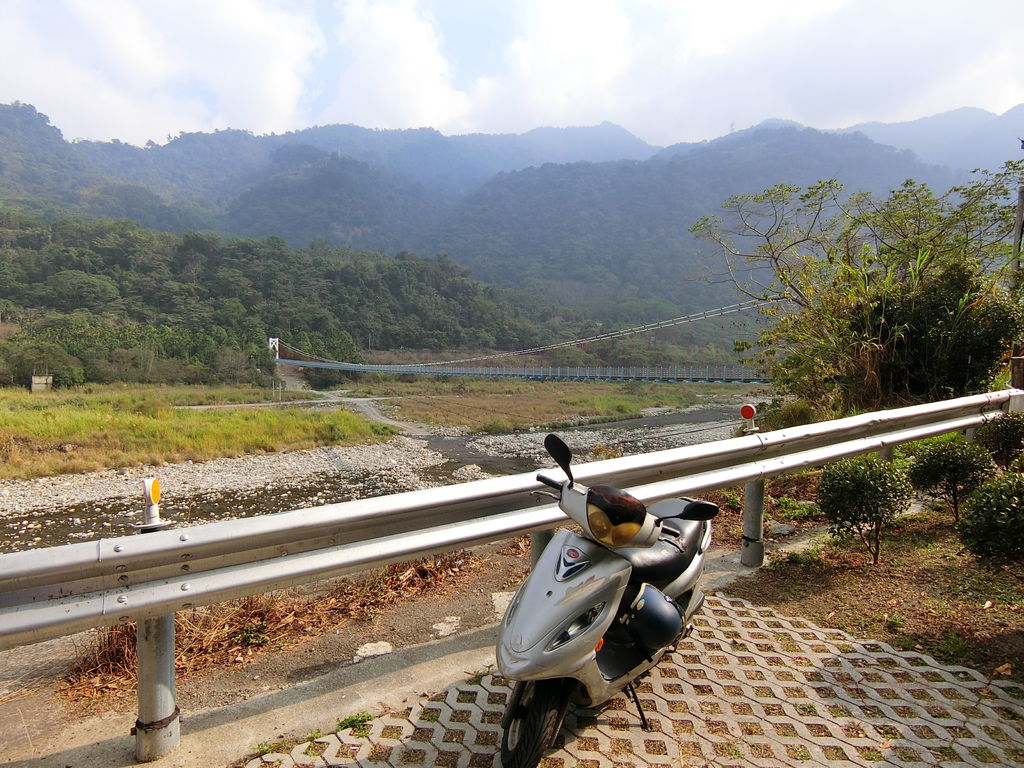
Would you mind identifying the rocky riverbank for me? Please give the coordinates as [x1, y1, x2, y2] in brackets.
[0, 405, 743, 552]
[0, 436, 448, 518]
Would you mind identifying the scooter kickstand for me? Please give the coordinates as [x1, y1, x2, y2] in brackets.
[625, 683, 651, 731]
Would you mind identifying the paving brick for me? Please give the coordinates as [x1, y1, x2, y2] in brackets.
[242, 595, 1024, 768]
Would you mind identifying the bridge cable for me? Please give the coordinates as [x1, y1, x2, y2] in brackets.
[277, 299, 775, 368]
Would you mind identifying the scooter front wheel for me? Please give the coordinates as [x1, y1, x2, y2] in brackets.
[501, 678, 573, 768]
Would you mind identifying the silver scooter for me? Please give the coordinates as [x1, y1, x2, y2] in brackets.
[496, 434, 718, 768]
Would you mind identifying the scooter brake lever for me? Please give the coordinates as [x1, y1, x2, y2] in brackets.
[530, 490, 559, 500]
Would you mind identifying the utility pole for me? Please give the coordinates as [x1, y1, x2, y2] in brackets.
[1012, 140, 1024, 358]
[1014, 137, 1024, 288]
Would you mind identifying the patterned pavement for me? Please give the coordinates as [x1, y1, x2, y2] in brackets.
[244, 595, 1024, 768]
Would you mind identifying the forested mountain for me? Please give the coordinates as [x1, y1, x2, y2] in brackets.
[224, 151, 446, 253]
[0, 212, 558, 386]
[0, 100, 1011, 337]
[427, 127, 960, 309]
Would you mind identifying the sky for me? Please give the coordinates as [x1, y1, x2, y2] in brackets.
[2, 0, 1022, 148]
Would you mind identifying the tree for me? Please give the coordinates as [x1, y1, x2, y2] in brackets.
[908, 438, 993, 522]
[817, 454, 912, 565]
[691, 163, 1024, 413]
[959, 472, 1024, 568]
[976, 412, 1024, 469]
[0, 339, 84, 387]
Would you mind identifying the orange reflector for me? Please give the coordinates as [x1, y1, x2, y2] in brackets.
[594, 637, 605, 653]
[144, 478, 161, 505]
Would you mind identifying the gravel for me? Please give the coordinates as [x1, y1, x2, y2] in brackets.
[0, 407, 742, 530]
[0, 436, 447, 517]
[466, 418, 740, 463]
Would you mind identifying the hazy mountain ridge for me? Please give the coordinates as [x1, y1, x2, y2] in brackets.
[0, 101, 1013, 321]
[840, 105, 1022, 171]
[429, 126, 958, 309]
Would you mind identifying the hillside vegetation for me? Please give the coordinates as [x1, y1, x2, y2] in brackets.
[0, 102, 966, 318]
[0, 212, 557, 386]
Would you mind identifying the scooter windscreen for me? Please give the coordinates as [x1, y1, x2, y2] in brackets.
[586, 485, 656, 548]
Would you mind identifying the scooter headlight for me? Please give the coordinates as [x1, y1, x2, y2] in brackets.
[587, 505, 642, 547]
[545, 602, 606, 651]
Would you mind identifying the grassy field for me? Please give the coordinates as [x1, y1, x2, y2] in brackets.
[0, 384, 393, 479]
[352, 377, 763, 432]
[0, 378, 762, 478]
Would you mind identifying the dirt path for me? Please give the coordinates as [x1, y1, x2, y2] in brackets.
[274, 365, 431, 435]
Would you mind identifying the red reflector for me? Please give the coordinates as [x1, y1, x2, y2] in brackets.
[594, 637, 605, 653]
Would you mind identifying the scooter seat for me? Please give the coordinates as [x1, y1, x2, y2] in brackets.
[619, 517, 704, 591]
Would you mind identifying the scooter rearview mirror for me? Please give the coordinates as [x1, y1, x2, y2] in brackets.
[680, 498, 719, 521]
[544, 433, 574, 485]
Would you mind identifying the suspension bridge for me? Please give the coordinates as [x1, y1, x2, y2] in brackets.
[269, 301, 770, 384]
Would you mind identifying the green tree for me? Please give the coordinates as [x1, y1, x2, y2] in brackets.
[975, 412, 1024, 469]
[908, 438, 993, 522]
[818, 454, 912, 565]
[691, 164, 1024, 413]
[0, 339, 84, 387]
[959, 473, 1024, 568]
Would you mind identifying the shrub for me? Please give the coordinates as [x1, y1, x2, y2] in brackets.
[817, 454, 912, 565]
[975, 412, 1024, 468]
[771, 495, 823, 522]
[758, 398, 819, 431]
[959, 472, 1024, 566]
[908, 438, 993, 522]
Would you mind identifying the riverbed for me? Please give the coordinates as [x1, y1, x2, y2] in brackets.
[0, 405, 744, 553]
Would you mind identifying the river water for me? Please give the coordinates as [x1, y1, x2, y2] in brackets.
[0, 405, 744, 554]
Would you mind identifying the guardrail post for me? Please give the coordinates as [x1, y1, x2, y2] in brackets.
[740, 479, 765, 567]
[134, 479, 179, 762]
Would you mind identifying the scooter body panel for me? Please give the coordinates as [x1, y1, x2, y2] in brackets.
[497, 530, 630, 682]
[497, 524, 707, 708]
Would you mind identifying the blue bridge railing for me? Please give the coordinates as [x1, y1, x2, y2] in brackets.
[275, 358, 767, 383]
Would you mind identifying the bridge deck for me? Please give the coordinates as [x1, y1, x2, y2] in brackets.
[275, 358, 767, 384]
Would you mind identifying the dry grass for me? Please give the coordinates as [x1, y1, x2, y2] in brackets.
[61, 552, 482, 701]
[0, 384, 390, 479]
[351, 379, 760, 432]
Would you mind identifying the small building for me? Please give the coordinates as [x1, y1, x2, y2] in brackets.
[29, 374, 53, 393]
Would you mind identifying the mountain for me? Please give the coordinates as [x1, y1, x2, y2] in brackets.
[224, 151, 446, 253]
[428, 125, 959, 311]
[271, 120, 658, 196]
[0, 101, 991, 328]
[841, 105, 1023, 171]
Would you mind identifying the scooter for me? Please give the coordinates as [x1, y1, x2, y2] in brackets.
[496, 434, 718, 768]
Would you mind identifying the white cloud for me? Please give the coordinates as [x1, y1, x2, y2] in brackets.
[317, 0, 469, 129]
[0, 0, 324, 145]
[0, 0, 1021, 147]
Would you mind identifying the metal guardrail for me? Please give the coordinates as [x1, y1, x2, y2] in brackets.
[2, 389, 1020, 651]
[3, 389, 1021, 761]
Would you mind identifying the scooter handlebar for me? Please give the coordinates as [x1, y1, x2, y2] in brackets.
[537, 473, 563, 490]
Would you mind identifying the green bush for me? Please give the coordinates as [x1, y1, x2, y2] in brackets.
[975, 412, 1024, 468]
[959, 472, 1024, 566]
[758, 398, 819, 431]
[818, 454, 912, 565]
[907, 438, 993, 522]
[772, 495, 823, 522]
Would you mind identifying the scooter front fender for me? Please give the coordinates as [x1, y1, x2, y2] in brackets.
[497, 530, 630, 681]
